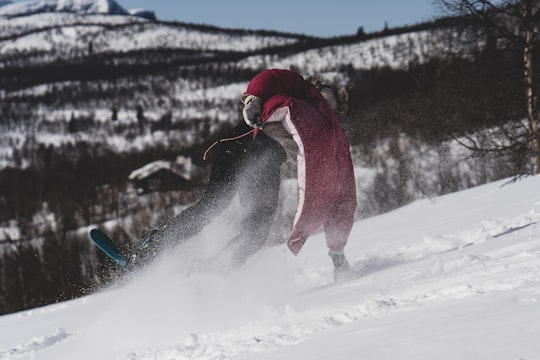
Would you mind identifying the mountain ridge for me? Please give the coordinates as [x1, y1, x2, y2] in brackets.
[0, 0, 154, 19]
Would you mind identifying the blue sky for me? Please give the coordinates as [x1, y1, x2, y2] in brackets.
[119, 0, 439, 37]
[9, 0, 439, 37]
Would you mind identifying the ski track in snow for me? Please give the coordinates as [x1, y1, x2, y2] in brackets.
[0, 328, 70, 358]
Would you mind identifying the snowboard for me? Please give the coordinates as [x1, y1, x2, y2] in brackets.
[89, 228, 156, 272]
[89, 228, 132, 272]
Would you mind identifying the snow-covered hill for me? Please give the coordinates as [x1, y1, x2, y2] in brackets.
[0, 0, 138, 18]
[1, 175, 539, 359]
[0, 8, 454, 175]
[0, 9, 303, 71]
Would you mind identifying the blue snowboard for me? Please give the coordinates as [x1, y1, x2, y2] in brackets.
[89, 228, 132, 272]
[89, 228, 155, 272]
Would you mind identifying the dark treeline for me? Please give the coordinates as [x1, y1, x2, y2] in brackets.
[348, 47, 524, 147]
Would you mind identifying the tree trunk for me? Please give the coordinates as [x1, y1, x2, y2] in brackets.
[523, 0, 539, 175]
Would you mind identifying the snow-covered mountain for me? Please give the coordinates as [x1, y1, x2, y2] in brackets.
[56, 0, 126, 15]
[1, 175, 540, 359]
[0, 0, 154, 19]
[0, 0, 56, 16]
[0, 4, 448, 173]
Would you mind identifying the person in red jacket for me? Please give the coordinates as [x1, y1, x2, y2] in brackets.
[136, 69, 356, 277]
[241, 69, 357, 272]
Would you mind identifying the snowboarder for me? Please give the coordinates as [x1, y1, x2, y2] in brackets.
[136, 69, 357, 277]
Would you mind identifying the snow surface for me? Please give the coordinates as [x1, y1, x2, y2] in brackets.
[2, 175, 540, 359]
[0, 0, 128, 17]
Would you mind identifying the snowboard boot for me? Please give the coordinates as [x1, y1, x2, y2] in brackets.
[128, 230, 159, 269]
[330, 252, 351, 281]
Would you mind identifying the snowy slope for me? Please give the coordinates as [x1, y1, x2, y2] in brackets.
[0, 0, 128, 17]
[1, 175, 540, 359]
[0, 12, 300, 63]
[56, 0, 127, 15]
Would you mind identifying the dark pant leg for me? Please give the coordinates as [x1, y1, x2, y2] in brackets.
[227, 134, 286, 264]
[152, 124, 285, 265]
[162, 156, 237, 239]
[154, 128, 249, 248]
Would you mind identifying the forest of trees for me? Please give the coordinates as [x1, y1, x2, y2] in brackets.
[0, 6, 536, 314]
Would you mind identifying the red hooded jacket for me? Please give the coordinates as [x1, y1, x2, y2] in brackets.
[245, 69, 357, 255]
